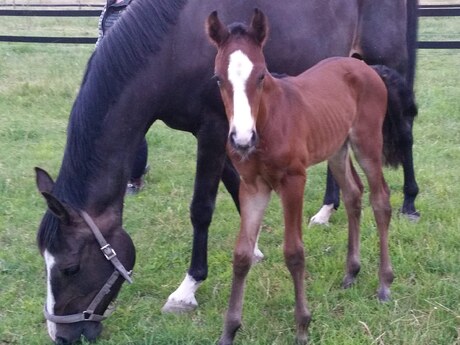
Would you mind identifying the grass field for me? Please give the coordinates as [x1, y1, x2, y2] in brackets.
[0, 11, 459, 345]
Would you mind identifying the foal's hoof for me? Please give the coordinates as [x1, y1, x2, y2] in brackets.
[252, 247, 265, 264]
[377, 287, 391, 302]
[218, 338, 234, 345]
[295, 336, 308, 345]
[161, 299, 197, 314]
[342, 274, 358, 289]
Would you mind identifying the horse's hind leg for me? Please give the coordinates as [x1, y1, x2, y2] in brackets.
[400, 118, 420, 220]
[220, 179, 271, 345]
[309, 166, 340, 226]
[352, 140, 394, 301]
[328, 147, 364, 289]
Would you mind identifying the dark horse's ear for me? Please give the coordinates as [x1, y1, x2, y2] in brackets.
[35, 167, 73, 225]
[41, 192, 72, 225]
[35, 167, 55, 194]
[249, 8, 268, 47]
[206, 10, 229, 46]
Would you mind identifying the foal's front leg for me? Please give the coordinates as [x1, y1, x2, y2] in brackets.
[219, 178, 271, 345]
[279, 174, 311, 344]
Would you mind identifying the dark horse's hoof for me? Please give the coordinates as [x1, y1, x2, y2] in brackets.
[400, 209, 420, 222]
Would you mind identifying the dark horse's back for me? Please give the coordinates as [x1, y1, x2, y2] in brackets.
[94, 0, 417, 131]
[101, 0, 359, 130]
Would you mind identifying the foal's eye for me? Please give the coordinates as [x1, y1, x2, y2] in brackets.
[62, 265, 80, 276]
[213, 74, 222, 87]
[257, 74, 265, 86]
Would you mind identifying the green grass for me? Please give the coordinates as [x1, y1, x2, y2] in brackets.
[0, 17, 459, 345]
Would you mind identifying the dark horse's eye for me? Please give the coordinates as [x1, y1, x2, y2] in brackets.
[62, 265, 80, 276]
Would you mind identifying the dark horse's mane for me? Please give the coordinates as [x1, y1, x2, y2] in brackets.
[38, 0, 187, 252]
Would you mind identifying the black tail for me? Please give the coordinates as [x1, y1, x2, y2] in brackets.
[371, 65, 418, 168]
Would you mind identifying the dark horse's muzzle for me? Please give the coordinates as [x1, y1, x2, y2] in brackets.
[53, 321, 102, 345]
[44, 211, 133, 344]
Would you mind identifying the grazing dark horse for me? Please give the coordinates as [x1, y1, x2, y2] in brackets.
[34, 0, 418, 343]
[207, 10, 417, 344]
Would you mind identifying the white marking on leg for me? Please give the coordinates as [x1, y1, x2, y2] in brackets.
[161, 273, 202, 313]
[253, 226, 264, 264]
[44, 250, 57, 341]
[309, 204, 335, 226]
[228, 50, 254, 147]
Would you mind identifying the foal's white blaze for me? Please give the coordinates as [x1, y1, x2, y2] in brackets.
[228, 50, 255, 147]
[44, 250, 57, 341]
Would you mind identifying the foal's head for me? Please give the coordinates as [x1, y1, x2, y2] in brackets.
[207, 9, 269, 158]
[35, 168, 135, 344]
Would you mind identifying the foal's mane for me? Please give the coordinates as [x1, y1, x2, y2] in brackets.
[38, 0, 187, 252]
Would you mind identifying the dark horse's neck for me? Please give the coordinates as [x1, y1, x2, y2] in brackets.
[53, 0, 188, 214]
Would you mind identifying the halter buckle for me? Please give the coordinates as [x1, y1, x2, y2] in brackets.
[83, 311, 92, 320]
[101, 244, 117, 260]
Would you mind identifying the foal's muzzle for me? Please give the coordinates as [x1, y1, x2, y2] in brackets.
[229, 129, 258, 156]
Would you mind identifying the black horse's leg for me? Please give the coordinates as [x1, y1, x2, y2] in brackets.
[356, 0, 420, 220]
[400, 119, 420, 220]
[309, 165, 340, 225]
[221, 155, 240, 213]
[162, 115, 228, 313]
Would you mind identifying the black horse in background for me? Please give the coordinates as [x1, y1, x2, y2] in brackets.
[35, 0, 419, 343]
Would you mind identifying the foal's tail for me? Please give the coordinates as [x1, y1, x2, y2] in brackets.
[372, 65, 418, 168]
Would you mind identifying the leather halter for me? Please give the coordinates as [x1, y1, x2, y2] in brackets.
[44, 210, 133, 324]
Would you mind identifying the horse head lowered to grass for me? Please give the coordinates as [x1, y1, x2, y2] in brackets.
[206, 9, 417, 344]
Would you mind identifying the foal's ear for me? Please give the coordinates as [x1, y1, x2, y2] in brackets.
[35, 167, 55, 194]
[249, 8, 268, 46]
[206, 10, 229, 46]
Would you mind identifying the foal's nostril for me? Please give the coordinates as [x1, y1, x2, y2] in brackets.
[250, 130, 258, 146]
[229, 130, 237, 146]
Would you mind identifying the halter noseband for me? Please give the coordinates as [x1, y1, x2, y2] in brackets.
[44, 210, 133, 324]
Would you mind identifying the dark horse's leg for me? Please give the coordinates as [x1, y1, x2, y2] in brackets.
[400, 116, 420, 219]
[309, 166, 340, 226]
[358, 0, 420, 221]
[221, 155, 240, 212]
[162, 112, 239, 313]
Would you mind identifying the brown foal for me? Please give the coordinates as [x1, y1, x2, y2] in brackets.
[207, 9, 396, 344]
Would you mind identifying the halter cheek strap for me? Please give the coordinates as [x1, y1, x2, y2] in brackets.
[43, 211, 133, 324]
[80, 211, 133, 283]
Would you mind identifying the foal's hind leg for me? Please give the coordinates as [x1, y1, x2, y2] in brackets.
[352, 140, 394, 301]
[328, 147, 364, 289]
